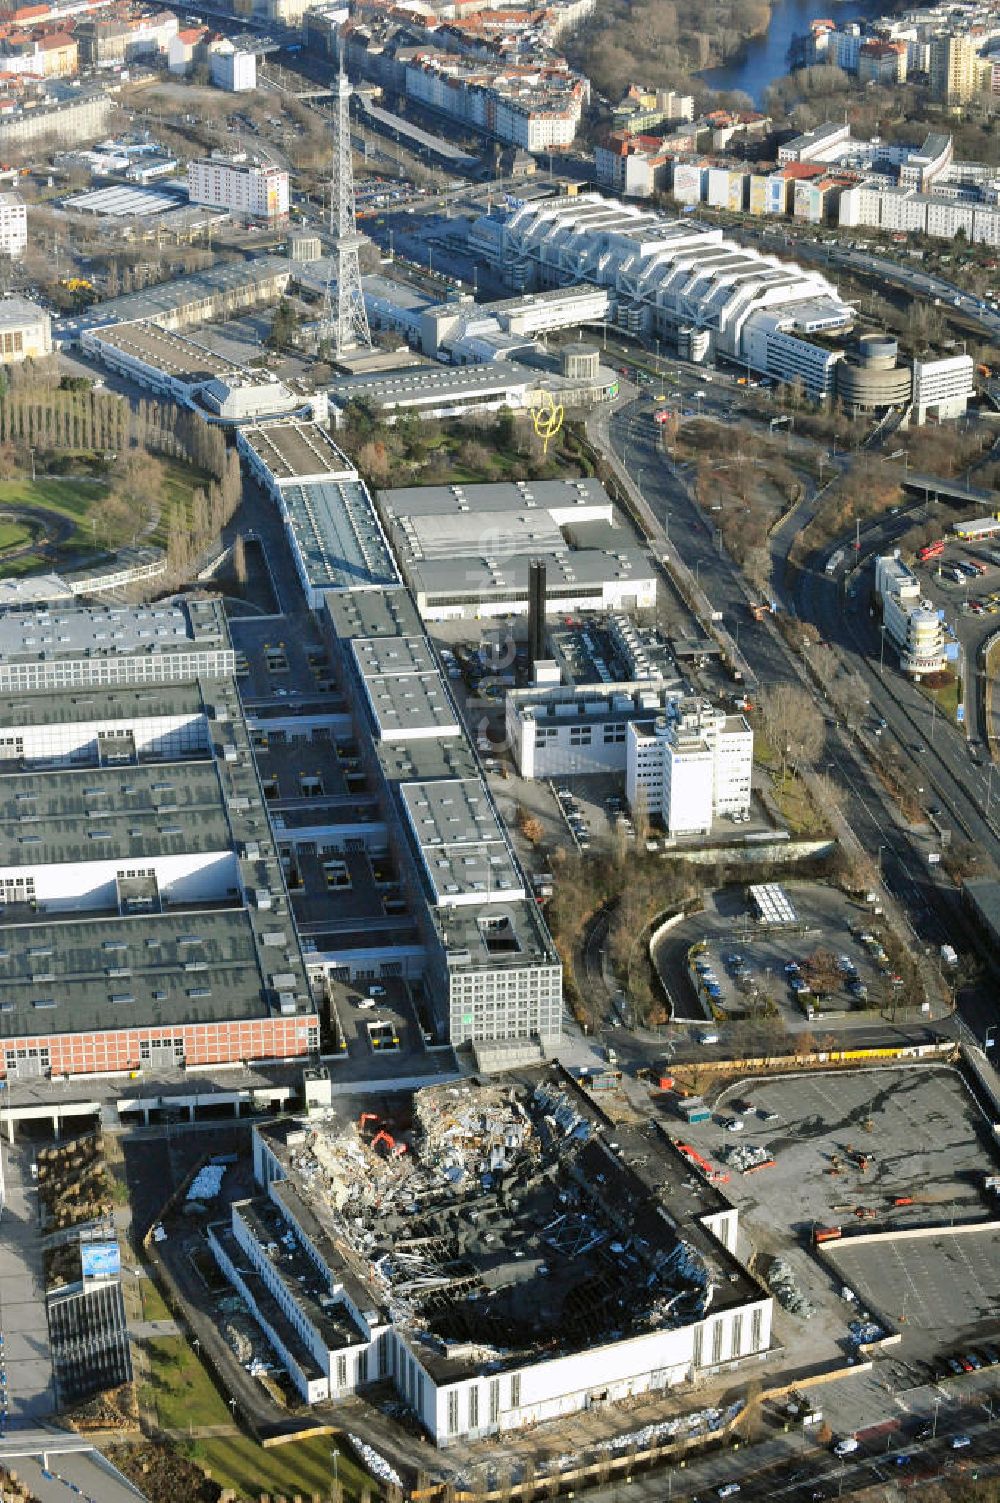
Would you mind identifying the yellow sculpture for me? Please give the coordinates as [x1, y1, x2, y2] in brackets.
[530, 390, 564, 456]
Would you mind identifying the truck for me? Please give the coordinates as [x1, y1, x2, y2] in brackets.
[940, 944, 958, 968]
[748, 602, 773, 621]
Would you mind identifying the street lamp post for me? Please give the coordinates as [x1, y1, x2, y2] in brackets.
[932, 1395, 943, 1439]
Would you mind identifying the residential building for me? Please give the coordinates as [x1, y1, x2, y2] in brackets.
[612, 84, 693, 133]
[930, 32, 984, 102]
[0, 191, 26, 258]
[0, 294, 49, 361]
[403, 53, 588, 150]
[210, 39, 255, 90]
[626, 699, 752, 837]
[875, 554, 945, 677]
[858, 39, 907, 83]
[595, 133, 671, 199]
[187, 155, 289, 223]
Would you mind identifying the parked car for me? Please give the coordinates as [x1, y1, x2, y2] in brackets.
[834, 1438, 859, 1457]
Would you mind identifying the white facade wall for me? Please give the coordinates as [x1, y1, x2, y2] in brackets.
[912, 353, 974, 421]
[507, 706, 632, 779]
[663, 741, 714, 835]
[0, 710, 207, 767]
[0, 194, 26, 259]
[0, 647, 234, 693]
[187, 158, 289, 221]
[0, 849, 239, 912]
[627, 710, 752, 834]
[406, 1293, 772, 1444]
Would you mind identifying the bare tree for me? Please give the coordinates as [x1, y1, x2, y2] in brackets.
[762, 682, 824, 780]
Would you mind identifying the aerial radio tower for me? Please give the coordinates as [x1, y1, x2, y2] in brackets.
[321, 34, 371, 357]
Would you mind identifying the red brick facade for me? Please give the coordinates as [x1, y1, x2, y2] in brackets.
[1, 1014, 319, 1079]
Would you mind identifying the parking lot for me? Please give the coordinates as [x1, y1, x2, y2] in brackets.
[831, 1227, 1000, 1370]
[657, 881, 894, 1028]
[675, 1065, 996, 1377]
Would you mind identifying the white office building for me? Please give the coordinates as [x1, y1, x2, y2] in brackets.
[875, 554, 946, 677]
[210, 41, 257, 91]
[912, 353, 975, 423]
[627, 700, 752, 837]
[0, 193, 26, 260]
[187, 155, 289, 223]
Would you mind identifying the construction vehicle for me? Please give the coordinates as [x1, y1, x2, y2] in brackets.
[748, 602, 773, 622]
[813, 1226, 842, 1244]
[370, 1128, 407, 1157]
[358, 1111, 378, 1137]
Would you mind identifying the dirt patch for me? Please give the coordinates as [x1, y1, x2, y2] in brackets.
[106, 1442, 221, 1503]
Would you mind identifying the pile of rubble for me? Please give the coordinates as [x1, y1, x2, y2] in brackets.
[767, 1256, 815, 1319]
[347, 1435, 402, 1488]
[186, 1164, 225, 1203]
[849, 1317, 885, 1347]
[725, 1143, 773, 1174]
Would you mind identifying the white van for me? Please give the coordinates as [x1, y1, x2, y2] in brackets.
[698, 1030, 720, 1045]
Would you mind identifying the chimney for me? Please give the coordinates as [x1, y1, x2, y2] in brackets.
[528, 558, 546, 671]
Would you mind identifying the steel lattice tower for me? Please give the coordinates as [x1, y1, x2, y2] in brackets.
[321, 37, 371, 357]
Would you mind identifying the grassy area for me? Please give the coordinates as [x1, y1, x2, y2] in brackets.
[144, 1338, 369, 1501]
[920, 672, 961, 723]
[148, 458, 215, 549]
[771, 770, 821, 836]
[189, 1432, 367, 1502]
[139, 1274, 172, 1324]
[0, 519, 31, 551]
[0, 476, 108, 521]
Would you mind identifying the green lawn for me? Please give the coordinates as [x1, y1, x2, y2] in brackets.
[0, 519, 31, 551]
[145, 1337, 370, 1501]
[920, 673, 960, 722]
[0, 476, 109, 522]
[139, 1273, 172, 1324]
[189, 1432, 368, 1502]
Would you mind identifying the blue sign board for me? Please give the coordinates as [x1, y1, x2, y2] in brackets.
[81, 1241, 121, 1280]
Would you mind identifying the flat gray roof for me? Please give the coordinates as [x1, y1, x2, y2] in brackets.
[0, 682, 205, 732]
[399, 778, 523, 906]
[0, 908, 272, 1040]
[377, 732, 479, 787]
[379, 477, 610, 519]
[0, 598, 229, 667]
[86, 321, 241, 383]
[322, 588, 423, 642]
[58, 256, 291, 335]
[0, 297, 48, 330]
[0, 759, 231, 867]
[330, 361, 535, 404]
[408, 547, 654, 602]
[240, 419, 355, 483]
[351, 635, 459, 742]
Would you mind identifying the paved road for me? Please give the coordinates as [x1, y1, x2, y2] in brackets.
[0, 1143, 55, 1423]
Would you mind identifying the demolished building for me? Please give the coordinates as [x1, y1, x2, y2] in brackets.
[210, 1066, 773, 1443]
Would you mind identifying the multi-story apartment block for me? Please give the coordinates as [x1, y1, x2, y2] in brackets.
[187, 154, 289, 223]
[0, 193, 26, 259]
[403, 53, 587, 150]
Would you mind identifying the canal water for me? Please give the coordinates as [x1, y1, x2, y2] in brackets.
[701, 0, 889, 103]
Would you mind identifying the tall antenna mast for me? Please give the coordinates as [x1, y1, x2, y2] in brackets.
[321, 29, 372, 358]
